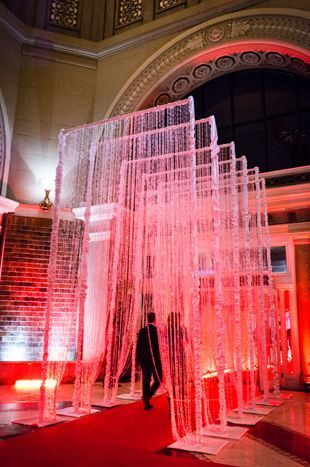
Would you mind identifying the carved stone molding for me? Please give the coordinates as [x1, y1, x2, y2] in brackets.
[110, 12, 310, 116]
[153, 50, 310, 107]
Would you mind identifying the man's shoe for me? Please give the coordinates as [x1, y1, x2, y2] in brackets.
[144, 403, 153, 410]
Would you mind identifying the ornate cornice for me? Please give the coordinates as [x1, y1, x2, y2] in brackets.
[109, 9, 310, 117]
[0, 0, 265, 60]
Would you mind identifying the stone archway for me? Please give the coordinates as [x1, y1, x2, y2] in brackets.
[107, 8, 310, 117]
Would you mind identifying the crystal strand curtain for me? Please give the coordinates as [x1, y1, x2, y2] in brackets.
[261, 178, 280, 396]
[40, 99, 194, 421]
[39, 130, 86, 423]
[146, 158, 200, 440]
[103, 99, 195, 405]
[249, 170, 269, 400]
[39, 97, 278, 438]
[239, 162, 258, 408]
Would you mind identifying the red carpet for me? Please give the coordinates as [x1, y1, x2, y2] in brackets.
[0, 395, 229, 467]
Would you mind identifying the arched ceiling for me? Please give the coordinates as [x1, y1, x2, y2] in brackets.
[107, 8, 310, 117]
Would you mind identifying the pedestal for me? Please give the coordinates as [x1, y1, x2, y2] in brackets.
[227, 412, 264, 426]
[56, 406, 100, 417]
[273, 392, 293, 400]
[201, 425, 248, 440]
[254, 397, 284, 407]
[117, 392, 142, 401]
[168, 434, 230, 455]
[12, 415, 68, 427]
[92, 399, 127, 408]
[235, 405, 273, 415]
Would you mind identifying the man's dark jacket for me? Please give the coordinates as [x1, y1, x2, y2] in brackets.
[136, 324, 161, 371]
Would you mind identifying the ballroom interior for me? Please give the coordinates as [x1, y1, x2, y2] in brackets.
[0, 1, 309, 466]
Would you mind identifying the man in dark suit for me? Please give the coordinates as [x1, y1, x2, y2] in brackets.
[136, 311, 162, 410]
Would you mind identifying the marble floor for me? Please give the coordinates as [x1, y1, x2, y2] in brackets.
[0, 382, 133, 430]
[171, 391, 310, 466]
[0, 383, 309, 466]
[199, 391, 310, 466]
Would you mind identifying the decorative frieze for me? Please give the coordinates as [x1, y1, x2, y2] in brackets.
[48, 0, 80, 29]
[228, 20, 250, 38]
[207, 27, 225, 42]
[154, 50, 310, 107]
[117, 0, 143, 27]
[157, 0, 185, 11]
[111, 13, 310, 116]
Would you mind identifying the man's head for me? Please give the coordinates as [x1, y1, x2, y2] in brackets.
[147, 311, 156, 324]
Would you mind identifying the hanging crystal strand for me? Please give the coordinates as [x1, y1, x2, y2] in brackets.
[173, 192, 182, 436]
[128, 162, 147, 397]
[121, 122, 158, 398]
[39, 130, 66, 424]
[175, 177, 190, 438]
[129, 167, 142, 398]
[77, 132, 114, 408]
[254, 171, 269, 401]
[261, 178, 281, 396]
[73, 141, 97, 413]
[188, 97, 203, 445]
[126, 160, 139, 398]
[173, 185, 184, 437]
[113, 161, 136, 398]
[115, 160, 132, 387]
[130, 162, 150, 397]
[156, 182, 179, 439]
[196, 119, 216, 428]
[196, 127, 214, 429]
[148, 156, 183, 439]
[103, 107, 182, 404]
[210, 121, 227, 429]
[103, 131, 141, 403]
[220, 157, 234, 416]
[230, 153, 243, 415]
[103, 153, 127, 405]
[242, 162, 256, 406]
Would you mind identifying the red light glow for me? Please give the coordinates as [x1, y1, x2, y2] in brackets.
[15, 379, 57, 390]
